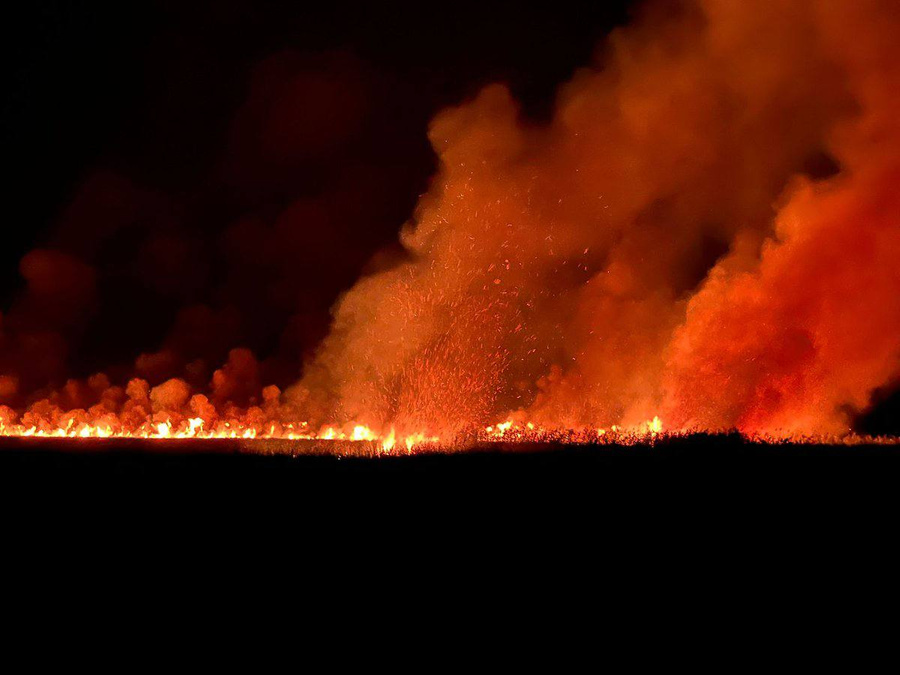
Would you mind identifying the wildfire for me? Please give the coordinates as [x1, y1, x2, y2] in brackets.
[0, 415, 431, 450]
[0, 403, 452, 452]
[0, 399, 670, 450]
[3, 0, 900, 458]
[480, 416, 673, 445]
[0, 402, 897, 451]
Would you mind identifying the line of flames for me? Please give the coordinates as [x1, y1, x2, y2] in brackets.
[0, 417, 436, 453]
[0, 415, 668, 452]
[1, 415, 895, 450]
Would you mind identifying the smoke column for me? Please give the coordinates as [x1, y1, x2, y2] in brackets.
[293, 0, 900, 436]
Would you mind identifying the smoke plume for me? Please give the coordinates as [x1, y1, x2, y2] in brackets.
[3, 0, 900, 441]
[294, 0, 900, 436]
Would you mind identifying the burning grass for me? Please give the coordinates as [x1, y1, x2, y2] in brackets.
[0, 406, 896, 456]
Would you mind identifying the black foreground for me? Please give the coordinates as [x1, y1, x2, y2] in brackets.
[1, 433, 898, 475]
[2, 435, 898, 533]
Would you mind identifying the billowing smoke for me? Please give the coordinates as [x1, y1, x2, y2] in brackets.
[661, 0, 900, 433]
[3, 0, 900, 440]
[292, 0, 900, 436]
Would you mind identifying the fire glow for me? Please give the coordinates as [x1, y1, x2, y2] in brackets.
[0, 405, 664, 451]
[1, 406, 895, 452]
[0, 413, 440, 452]
[2, 0, 900, 452]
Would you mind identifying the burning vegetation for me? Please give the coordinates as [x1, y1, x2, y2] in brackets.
[2, 0, 900, 451]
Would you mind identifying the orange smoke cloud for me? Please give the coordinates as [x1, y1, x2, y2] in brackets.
[2, 0, 898, 445]
[661, 0, 900, 434]
[294, 0, 900, 436]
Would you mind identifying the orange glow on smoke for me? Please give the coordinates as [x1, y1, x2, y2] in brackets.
[3, 1, 900, 452]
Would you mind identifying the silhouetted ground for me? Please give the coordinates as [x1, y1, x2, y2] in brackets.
[2, 433, 899, 479]
[3, 435, 898, 538]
